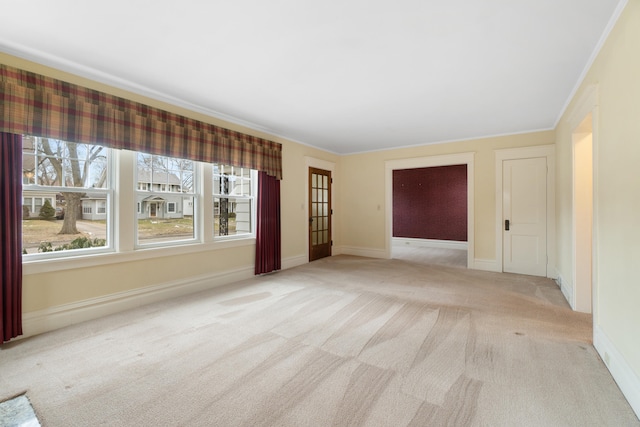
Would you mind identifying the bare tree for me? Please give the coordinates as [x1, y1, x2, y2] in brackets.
[38, 138, 106, 234]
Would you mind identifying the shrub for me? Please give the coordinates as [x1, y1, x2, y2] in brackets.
[22, 205, 31, 219]
[39, 200, 56, 220]
[37, 237, 107, 253]
[38, 241, 53, 253]
[55, 237, 107, 251]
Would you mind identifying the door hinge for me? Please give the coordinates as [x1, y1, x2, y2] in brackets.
[331, 178, 333, 184]
[331, 209, 334, 215]
[331, 240, 333, 246]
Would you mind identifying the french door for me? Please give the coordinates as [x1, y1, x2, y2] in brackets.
[309, 167, 332, 261]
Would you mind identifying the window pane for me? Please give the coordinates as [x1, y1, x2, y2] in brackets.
[90, 156, 109, 188]
[242, 179, 252, 196]
[22, 141, 37, 184]
[22, 194, 110, 254]
[136, 152, 196, 247]
[37, 157, 61, 186]
[137, 197, 195, 244]
[22, 137, 110, 256]
[227, 177, 240, 196]
[213, 175, 221, 195]
[214, 197, 252, 237]
[181, 171, 194, 193]
[212, 165, 255, 238]
[138, 153, 152, 175]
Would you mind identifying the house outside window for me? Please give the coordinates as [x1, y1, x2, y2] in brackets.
[22, 196, 54, 218]
[135, 153, 196, 247]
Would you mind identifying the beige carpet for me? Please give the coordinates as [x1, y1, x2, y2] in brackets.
[1, 255, 638, 426]
[392, 245, 467, 268]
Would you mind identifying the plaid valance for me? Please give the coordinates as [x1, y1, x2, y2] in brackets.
[0, 64, 282, 179]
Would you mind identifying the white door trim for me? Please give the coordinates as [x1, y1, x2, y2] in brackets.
[572, 125, 593, 313]
[495, 145, 556, 277]
[385, 152, 475, 268]
[566, 84, 599, 317]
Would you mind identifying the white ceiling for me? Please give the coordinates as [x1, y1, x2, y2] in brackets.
[0, 0, 625, 154]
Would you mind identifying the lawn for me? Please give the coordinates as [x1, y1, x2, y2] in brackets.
[137, 218, 194, 238]
[22, 217, 239, 253]
[22, 219, 90, 253]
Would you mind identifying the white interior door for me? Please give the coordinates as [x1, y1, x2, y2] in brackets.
[503, 157, 547, 276]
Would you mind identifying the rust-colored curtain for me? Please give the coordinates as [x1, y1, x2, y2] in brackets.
[0, 132, 23, 342]
[255, 171, 281, 275]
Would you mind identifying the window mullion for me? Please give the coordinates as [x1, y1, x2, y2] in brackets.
[116, 149, 135, 252]
[201, 162, 213, 243]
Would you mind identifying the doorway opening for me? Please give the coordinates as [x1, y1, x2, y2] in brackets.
[385, 152, 475, 269]
[573, 113, 593, 313]
[392, 165, 468, 268]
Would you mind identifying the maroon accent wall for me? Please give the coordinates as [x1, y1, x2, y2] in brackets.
[393, 165, 467, 241]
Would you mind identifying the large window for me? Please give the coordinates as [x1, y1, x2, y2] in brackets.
[135, 153, 196, 246]
[213, 165, 255, 238]
[21, 136, 111, 256]
[21, 135, 257, 260]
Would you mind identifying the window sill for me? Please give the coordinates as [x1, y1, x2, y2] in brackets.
[22, 237, 256, 275]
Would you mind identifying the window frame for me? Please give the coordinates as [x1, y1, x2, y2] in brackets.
[212, 166, 257, 240]
[21, 136, 114, 260]
[134, 152, 199, 249]
[22, 146, 259, 273]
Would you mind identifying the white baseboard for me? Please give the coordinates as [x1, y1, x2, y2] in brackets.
[473, 258, 501, 272]
[21, 255, 310, 340]
[282, 254, 307, 270]
[340, 246, 388, 259]
[22, 265, 254, 339]
[392, 237, 468, 251]
[594, 325, 640, 419]
[556, 273, 574, 309]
